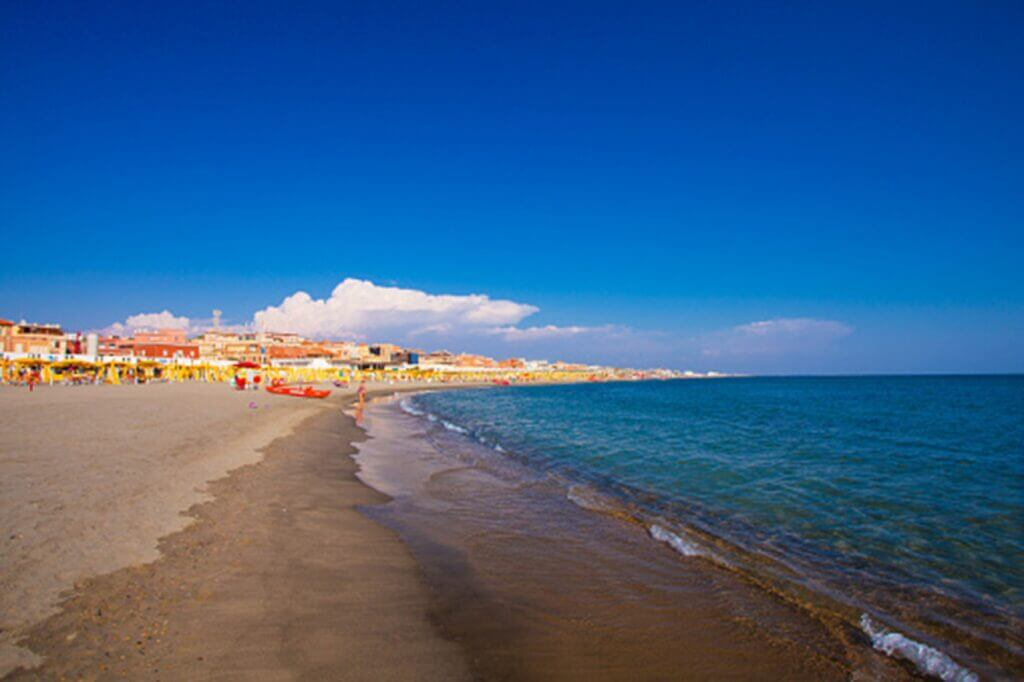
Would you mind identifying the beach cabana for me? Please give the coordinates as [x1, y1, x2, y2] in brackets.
[135, 359, 164, 383]
[50, 359, 101, 385]
[12, 357, 53, 384]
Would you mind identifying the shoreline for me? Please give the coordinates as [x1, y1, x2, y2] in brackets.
[353, 395, 914, 681]
[5, 380, 1006, 679]
[365, 386, 1022, 680]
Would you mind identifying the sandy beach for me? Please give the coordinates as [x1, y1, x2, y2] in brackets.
[0, 381, 468, 680]
[1, 380, 941, 680]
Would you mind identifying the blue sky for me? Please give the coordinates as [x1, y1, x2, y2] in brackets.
[1, 1, 1022, 373]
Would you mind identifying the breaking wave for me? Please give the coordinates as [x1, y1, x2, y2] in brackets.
[399, 398, 425, 416]
[648, 523, 706, 558]
[403, 395, 508, 451]
[441, 420, 468, 434]
[860, 614, 978, 682]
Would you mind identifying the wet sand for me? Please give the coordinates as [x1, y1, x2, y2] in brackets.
[354, 397, 917, 681]
[1, 382, 469, 680]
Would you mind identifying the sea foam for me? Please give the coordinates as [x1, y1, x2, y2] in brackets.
[859, 614, 978, 682]
[399, 398, 425, 416]
[441, 420, 469, 435]
[648, 524, 705, 558]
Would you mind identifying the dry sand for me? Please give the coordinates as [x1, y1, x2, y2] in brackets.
[0, 381, 469, 680]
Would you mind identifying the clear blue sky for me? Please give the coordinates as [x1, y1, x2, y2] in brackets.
[2, 1, 1022, 373]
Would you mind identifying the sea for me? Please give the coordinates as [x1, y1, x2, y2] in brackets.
[355, 376, 1023, 680]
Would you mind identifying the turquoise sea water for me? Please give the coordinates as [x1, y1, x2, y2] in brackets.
[408, 376, 1024, 677]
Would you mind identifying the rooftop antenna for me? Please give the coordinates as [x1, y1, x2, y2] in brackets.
[212, 309, 222, 330]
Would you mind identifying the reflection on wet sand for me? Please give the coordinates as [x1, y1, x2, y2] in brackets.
[353, 398, 914, 681]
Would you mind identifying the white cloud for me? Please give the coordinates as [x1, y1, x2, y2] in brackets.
[487, 324, 616, 341]
[252, 278, 539, 340]
[100, 310, 251, 337]
[702, 317, 852, 357]
[99, 279, 636, 361]
[734, 318, 852, 338]
[102, 310, 192, 336]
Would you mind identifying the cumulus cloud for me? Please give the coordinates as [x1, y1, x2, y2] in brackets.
[102, 310, 193, 336]
[100, 310, 251, 337]
[701, 317, 853, 358]
[99, 279, 635, 361]
[252, 278, 539, 340]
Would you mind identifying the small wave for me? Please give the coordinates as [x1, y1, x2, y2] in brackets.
[442, 420, 469, 435]
[859, 614, 977, 682]
[494, 444, 506, 452]
[648, 524, 705, 558]
[399, 398, 425, 416]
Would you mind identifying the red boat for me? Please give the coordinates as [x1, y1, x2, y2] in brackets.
[266, 384, 331, 399]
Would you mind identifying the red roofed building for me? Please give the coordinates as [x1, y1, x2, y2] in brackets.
[268, 344, 330, 360]
[132, 343, 199, 360]
[133, 328, 187, 345]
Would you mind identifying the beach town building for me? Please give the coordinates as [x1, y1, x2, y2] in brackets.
[267, 343, 330, 361]
[97, 336, 132, 357]
[389, 349, 420, 366]
[222, 337, 261, 363]
[455, 353, 496, 368]
[320, 340, 366, 361]
[420, 350, 456, 366]
[0, 319, 67, 355]
[192, 330, 261, 362]
[264, 331, 304, 347]
[133, 328, 187, 345]
[133, 343, 200, 360]
[192, 330, 239, 359]
[368, 343, 404, 363]
[0, 319, 12, 353]
[124, 327, 199, 360]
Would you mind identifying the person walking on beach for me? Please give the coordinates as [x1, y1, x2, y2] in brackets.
[355, 380, 367, 424]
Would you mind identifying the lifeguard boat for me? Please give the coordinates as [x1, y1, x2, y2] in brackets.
[266, 379, 331, 399]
